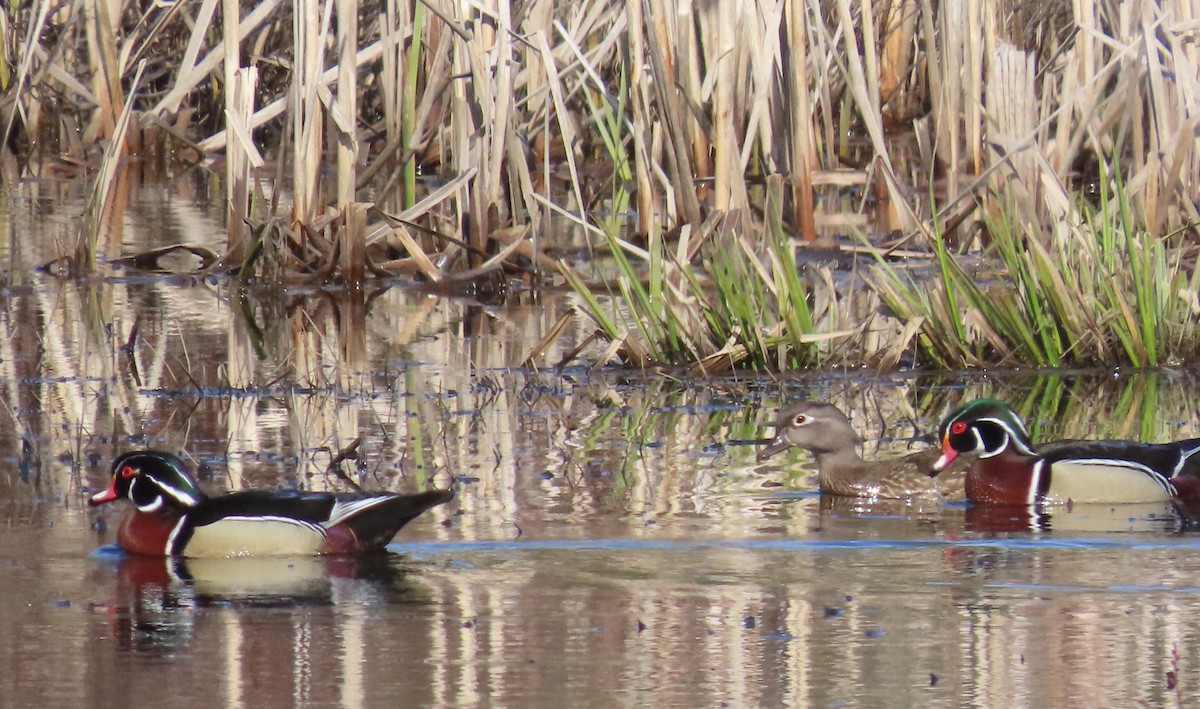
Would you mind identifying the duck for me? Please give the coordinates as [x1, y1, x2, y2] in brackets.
[88, 450, 455, 558]
[932, 398, 1200, 509]
[757, 401, 967, 501]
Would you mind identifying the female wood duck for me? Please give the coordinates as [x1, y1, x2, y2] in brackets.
[757, 402, 968, 501]
[932, 398, 1200, 509]
[89, 450, 455, 558]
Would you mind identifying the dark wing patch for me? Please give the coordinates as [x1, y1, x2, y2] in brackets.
[337, 490, 456, 549]
[1038, 439, 1200, 479]
[188, 490, 339, 527]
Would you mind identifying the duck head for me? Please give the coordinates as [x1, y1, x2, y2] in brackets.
[757, 402, 863, 462]
[933, 398, 1037, 472]
[89, 450, 205, 513]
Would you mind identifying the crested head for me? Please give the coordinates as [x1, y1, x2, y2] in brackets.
[933, 398, 1037, 471]
[89, 450, 206, 513]
[757, 401, 863, 462]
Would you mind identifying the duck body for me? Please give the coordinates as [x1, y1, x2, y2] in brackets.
[758, 402, 967, 501]
[90, 450, 454, 558]
[935, 399, 1200, 509]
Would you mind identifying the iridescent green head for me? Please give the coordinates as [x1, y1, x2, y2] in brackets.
[933, 398, 1036, 471]
[88, 450, 205, 513]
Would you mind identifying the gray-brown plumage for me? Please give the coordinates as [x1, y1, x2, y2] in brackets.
[757, 401, 968, 501]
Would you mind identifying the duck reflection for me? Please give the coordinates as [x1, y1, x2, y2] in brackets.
[105, 552, 428, 656]
[963, 501, 1181, 534]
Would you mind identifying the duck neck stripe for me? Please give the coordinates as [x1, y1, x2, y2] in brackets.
[1028, 459, 1045, 506]
[166, 517, 189, 555]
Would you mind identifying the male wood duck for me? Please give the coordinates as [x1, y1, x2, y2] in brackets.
[757, 402, 968, 501]
[89, 450, 455, 558]
[932, 398, 1200, 509]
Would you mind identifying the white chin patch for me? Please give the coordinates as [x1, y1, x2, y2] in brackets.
[977, 431, 1006, 459]
[136, 496, 164, 513]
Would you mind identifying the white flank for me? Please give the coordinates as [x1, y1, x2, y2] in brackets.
[1042, 459, 1176, 505]
[183, 516, 326, 558]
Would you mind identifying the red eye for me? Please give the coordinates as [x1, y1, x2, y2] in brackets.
[950, 421, 967, 435]
[792, 414, 808, 426]
[120, 465, 136, 479]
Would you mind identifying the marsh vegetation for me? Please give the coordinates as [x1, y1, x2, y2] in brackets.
[2, 0, 1198, 369]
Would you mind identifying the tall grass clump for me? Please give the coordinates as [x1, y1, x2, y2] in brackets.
[562, 178, 871, 372]
[870, 161, 1200, 368]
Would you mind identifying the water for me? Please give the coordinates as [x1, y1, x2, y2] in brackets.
[2, 178, 1200, 706]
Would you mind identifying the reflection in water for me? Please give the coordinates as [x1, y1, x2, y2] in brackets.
[3, 181, 1200, 705]
[97, 550, 433, 707]
[103, 552, 425, 649]
[963, 501, 1182, 534]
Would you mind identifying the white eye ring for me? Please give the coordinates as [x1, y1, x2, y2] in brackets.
[792, 414, 808, 426]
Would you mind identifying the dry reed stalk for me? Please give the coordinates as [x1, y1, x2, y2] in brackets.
[1137, 0, 1200, 234]
[860, 0, 880, 118]
[151, 0, 282, 117]
[832, 0, 912, 232]
[930, 0, 964, 201]
[675, 1, 711, 198]
[985, 42, 1038, 216]
[196, 36, 389, 154]
[624, 0, 658, 236]
[742, 3, 781, 181]
[225, 66, 262, 261]
[534, 30, 584, 213]
[1160, 29, 1200, 228]
[223, 0, 250, 261]
[786, 0, 817, 242]
[340, 203, 367, 285]
[389, 222, 442, 282]
[1138, 1, 1169, 232]
[877, 0, 917, 115]
[3, 0, 51, 151]
[292, 0, 328, 226]
[487, 3, 515, 223]
[379, 0, 405, 179]
[446, 4, 479, 258]
[83, 0, 123, 146]
[181, 0, 221, 84]
[335, 0, 362, 282]
[366, 167, 476, 244]
[222, 0, 239, 109]
[643, 0, 702, 227]
[76, 60, 146, 273]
